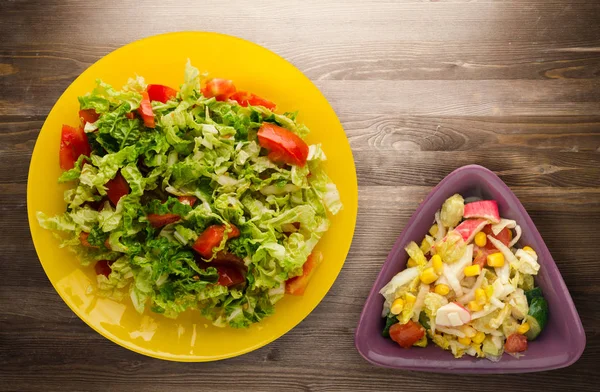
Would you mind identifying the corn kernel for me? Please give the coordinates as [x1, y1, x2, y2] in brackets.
[405, 292, 416, 305]
[434, 284, 450, 296]
[523, 246, 537, 258]
[464, 264, 481, 277]
[487, 252, 505, 267]
[485, 285, 494, 299]
[474, 232, 487, 247]
[390, 298, 405, 315]
[407, 257, 417, 267]
[429, 224, 438, 237]
[475, 288, 487, 305]
[420, 267, 439, 284]
[472, 331, 486, 344]
[431, 254, 443, 275]
[468, 300, 482, 312]
[517, 322, 530, 334]
[458, 337, 472, 346]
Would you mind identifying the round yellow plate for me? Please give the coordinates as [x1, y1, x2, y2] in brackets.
[27, 32, 358, 361]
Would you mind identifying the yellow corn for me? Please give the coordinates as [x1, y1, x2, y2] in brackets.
[468, 300, 482, 312]
[458, 337, 472, 346]
[407, 257, 417, 267]
[474, 232, 487, 247]
[464, 264, 481, 277]
[472, 331, 486, 344]
[420, 267, 439, 284]
[431, 254, 443, 275]
[434, 284, 450, 296]
[517, 322, 530, 334]
[523, 246, 537, 258]
[475, 288, 487, 305]
[405, 292, 416, 306]
[485, 285, 494, 299]
[390, 298, 405, 315]
[487, 252, 505, 267]
[429, 225, 438, 237]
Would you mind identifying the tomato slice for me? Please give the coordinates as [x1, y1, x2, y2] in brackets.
[285, 253, 321, 296]
[78, 109, 99, 125]
[230, 91, 276, 110]
[257, 123, 309, 167]
[59, 124, 91, 170]
[79, 232, 98, 248]
[192, 224, 240, 259]
[137, 91, 155, 128]
[482, 225, 511, 251]
[147, 213, 181, 228]
[178, 196, 198, 207]
[389, 320, 426, 348]
[125, 112, 136, 120]
[105, 172, 130, 205]
[94, 260, 114, 277]
[201, 78, 237, 101]
[147, 84, 178, 103]
[505, 333, 528, 353]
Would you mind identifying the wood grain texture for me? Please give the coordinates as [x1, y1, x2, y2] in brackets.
[1, 0, 600, 391]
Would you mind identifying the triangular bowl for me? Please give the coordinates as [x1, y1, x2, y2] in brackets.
[355, 165, 585, 373]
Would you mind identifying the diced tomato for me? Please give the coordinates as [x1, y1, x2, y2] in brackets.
[473, 247, 491, 268]
[79, 232, 98, 248]
[505, 333, 528, 353]
[389, 320, 426, 349]
[125, 112, 135, 120]
[105, 172, 129, 205]
[78, 109, 99, 125]
[230, 91, 277, 110]
[192, 224, 240, 259]
[94, 260, 114, 277]
[178, 196, 198, 207]
[197, 252, 247, 287]
[285, 253, 321, 296]
[59, 124, 92, 170]
[147, 84, 178, 103]
[137, 91, 155, 128]
[147, 213, 181, 228]
[214, 265, 246, 287]
[201, 78, 237, 101]
[482, 225, 511, 251]
[257, 123, 309, 167]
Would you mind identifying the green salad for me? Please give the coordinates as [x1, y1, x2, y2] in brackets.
[37, 62, 342, 328]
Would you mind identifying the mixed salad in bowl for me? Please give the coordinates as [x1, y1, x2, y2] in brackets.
[380, 194, 548, 361]
[37, 62, 341, 328]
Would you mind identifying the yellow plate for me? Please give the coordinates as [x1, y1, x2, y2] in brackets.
[27, 32, 358, 361]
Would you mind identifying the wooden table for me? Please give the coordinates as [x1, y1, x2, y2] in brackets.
[1, 1, 599, 390]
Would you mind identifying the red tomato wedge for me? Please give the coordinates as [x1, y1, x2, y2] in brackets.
[78, 109, 99, 125]
[95, 260, 114, 277]
[201, 78, 236, 101]
[257, 123, 309, 167]
[137, 91, 155, 128]
[482, 225, 511, 250]
[230, 91, 277, 110]
[389, 320, 426, 349]
[197, 252, 247, 287]
[192, 224, 240, 259]
[59, 124, 91, 170]
[505, 333, 528, 353]
[79, 232, 97, 248]
[147, 84, 178, 103]
[178, 196, 198, 207]
[105, 172, 129, 205]
[214, 265, 246, 287]
[285, 253, 322, 296]
[147, 213, 181, 228]
[125, 112, 136, 120]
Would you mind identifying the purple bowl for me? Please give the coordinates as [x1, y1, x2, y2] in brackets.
[355, 164, 585, 373]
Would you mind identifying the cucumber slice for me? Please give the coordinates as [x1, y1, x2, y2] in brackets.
[525, 287, 543, 305]
[525, 297, 549, 340]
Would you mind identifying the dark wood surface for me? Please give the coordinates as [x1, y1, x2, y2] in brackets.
[1, 0, 600, 391]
